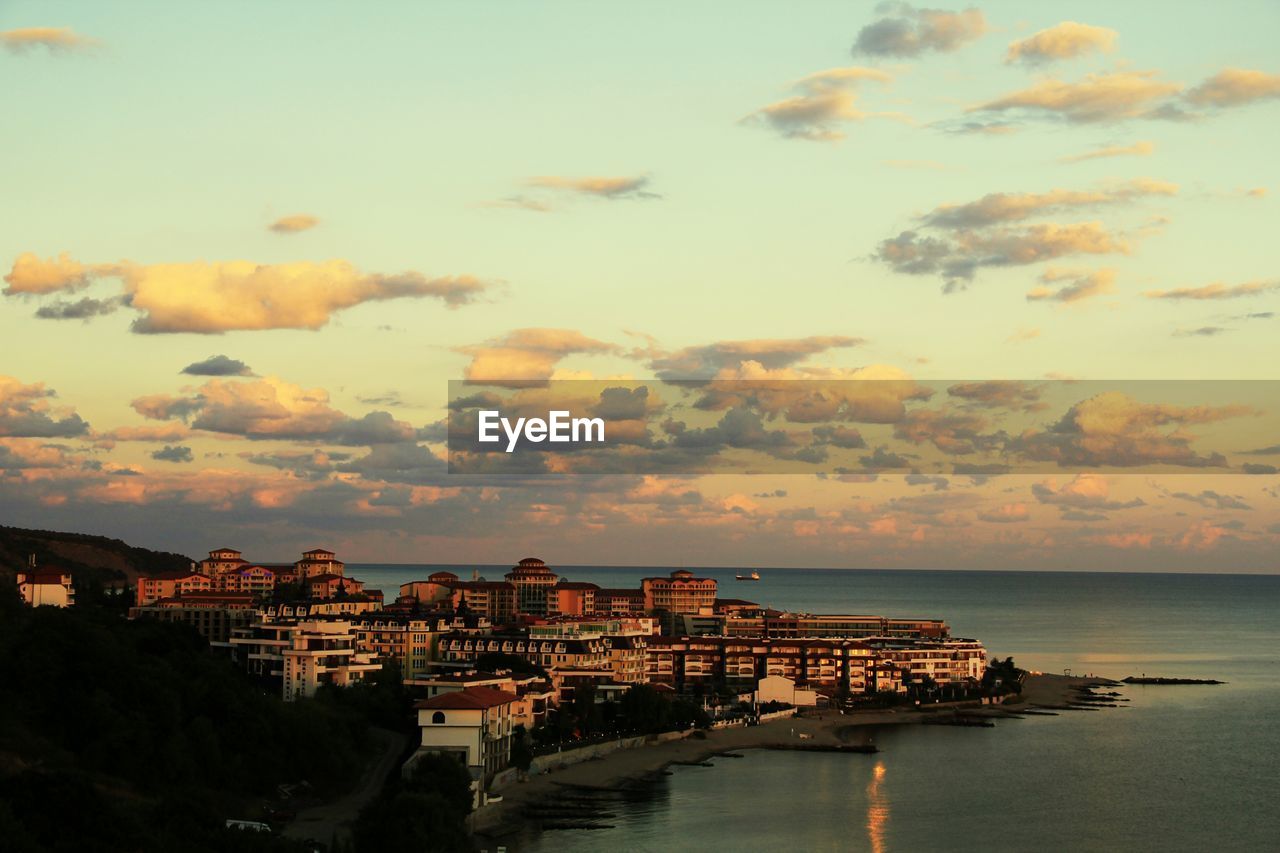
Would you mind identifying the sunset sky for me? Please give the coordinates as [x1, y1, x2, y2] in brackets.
[3, 1, 1278, 571]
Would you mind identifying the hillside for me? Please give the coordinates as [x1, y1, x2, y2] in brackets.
[0, 525, 193, 587]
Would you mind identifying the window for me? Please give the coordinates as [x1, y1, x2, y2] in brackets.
[432, 711, 446, 724]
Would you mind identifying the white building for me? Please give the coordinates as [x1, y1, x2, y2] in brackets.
[16, 565, 75, 608]
[413, 686, 517, 806]
[754, 674, 820, 707]
[229, 618, 381, 700]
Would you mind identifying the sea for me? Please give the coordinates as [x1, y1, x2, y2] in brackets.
[351, 565, 1280, 852]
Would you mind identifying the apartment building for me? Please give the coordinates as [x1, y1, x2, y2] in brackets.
[414, 686, 516, 807]
[722, 612, 950, 640]
[16, 564, 75, 607]
[130, 591, 257, 644]
[135, 570, 212, 606]
[228, 617, 380, 700]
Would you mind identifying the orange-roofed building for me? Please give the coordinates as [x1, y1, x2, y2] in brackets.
[136, 570, 212, 606]
[413, 685, 517, 805]
[16, 565, 75, 608]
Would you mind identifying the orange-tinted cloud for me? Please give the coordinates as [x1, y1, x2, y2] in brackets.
[974, 70, 1182, 123]
[743, 67, 894, 141]
[5, 254, 492, 332]
[0, 27, 96, 53]
[1026, 267, 1117, 303]
[1005, 22, 1117, 65]
[0, 375, 90, 438]
[268, 214, 320, 233]
[458, 328, 620, 387]
[132, 377, 418, 444]
[852, 5, 987, 57]
[1184, 68, 1280, 107]
[1059, 141, 1155, 164]
[1144, 280, 1280, 300]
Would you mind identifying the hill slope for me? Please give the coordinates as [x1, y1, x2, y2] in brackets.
[0, 525, 193, 586]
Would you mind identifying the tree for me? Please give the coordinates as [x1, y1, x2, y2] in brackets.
[405, 753, 474, 817]
[619, 684, 670, 734]
[510, 725, 534, 773]
[352, 792, 472, 853]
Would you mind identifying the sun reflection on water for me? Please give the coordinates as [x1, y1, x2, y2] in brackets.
[867, 761, 888, 853]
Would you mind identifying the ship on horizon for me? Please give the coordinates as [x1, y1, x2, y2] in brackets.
[735, 571, 761, 581]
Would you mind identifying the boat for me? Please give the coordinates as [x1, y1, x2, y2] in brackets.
[735, 571, 761, 581]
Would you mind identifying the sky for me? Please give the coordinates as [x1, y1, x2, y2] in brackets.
[2, 1, 1278, 571]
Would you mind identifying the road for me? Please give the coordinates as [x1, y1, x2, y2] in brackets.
[283, 726, 408, 849]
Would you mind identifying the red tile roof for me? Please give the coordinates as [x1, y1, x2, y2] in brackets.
[415, 686, 518, 710]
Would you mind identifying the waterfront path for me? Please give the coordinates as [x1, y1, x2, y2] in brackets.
[283, 726, 407, 848]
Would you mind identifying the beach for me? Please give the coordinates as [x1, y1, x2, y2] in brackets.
[474, 674, 1109, 842]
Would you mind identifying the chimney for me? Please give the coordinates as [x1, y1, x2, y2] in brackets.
[28, 553, 36, 568]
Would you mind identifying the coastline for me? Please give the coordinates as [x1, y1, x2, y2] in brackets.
[474, 674, 1109, 842]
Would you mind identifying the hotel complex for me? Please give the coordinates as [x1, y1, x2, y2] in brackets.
[17, 550, 988, 803]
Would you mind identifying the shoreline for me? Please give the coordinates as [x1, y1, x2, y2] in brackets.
[474, 673, 1111, 841]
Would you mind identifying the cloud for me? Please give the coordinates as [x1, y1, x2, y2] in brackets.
[978, 503, 1030, 523]
[3, 252, 108, 295]
[852, 4, 987, 58]
[1032, 473, 1144, 510]
[893, 408, 994, 454]
[131, 376, 418, 444]
[1169, 489, 1251, 511]
[874, 179, 1168, 289]
[0, 376, 90, 438]
[1243, 463, 1279, 475]
[743, 67, 894, 141]
[649, 336, 864, 379]
[1144, 280, 1280, 300]
[947, 381, 1046, 412]
[1184, 68, 1280, 107]
[921, 179, 1176, 229]
[1172, 326, 1229, 338]
[151, 445, 194, 464]
[0, 27, 96, 53]
[1013, 391, 1248, 468]
[1005, 327, 1041, 344]
[1059, 141, 1154, 164]
[1005, 22, 1117, 65]
[525, 176, 657, 200]
[458, 328, 619, 387]
[33, 295, 127, 320]
[877, 222, 1130, 290]
[973, 70, 1182, 124]
[4, 255, 492, 332]
[268, 214, 320, 234]
[181, 355, 255, 377]
[1026, 267, 1117, 303]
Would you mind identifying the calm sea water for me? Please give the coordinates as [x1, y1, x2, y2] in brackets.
[352, 566, 1280, 852]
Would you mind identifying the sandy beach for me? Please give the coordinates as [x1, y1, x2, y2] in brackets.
[474, 674, 1114, 842]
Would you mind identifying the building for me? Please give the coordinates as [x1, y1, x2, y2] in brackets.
[307, 573, 366, 600]
[135, 570, 212, 606]
[228, 617, 381, 700]
[595, 588, 646, 615]
[130, 592, 258, 644]
[413, 686, 517, 806]
[641, 570, 717, 631]
[504, 557, 559, 617]
[16, 564, 75, 607]
[722, 611, 950, 640]
[863, 637, 986, 686]
[352, 611, 485, 680]
[408, 670, 555, 730]
[645, 635, 875, 696]
[295, 548, 345, 579]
